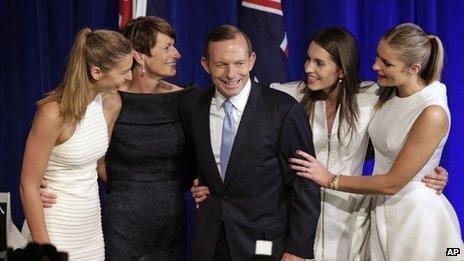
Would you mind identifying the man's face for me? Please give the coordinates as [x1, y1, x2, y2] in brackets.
[201, 34, 256, 98]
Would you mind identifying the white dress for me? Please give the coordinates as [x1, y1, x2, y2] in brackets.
[27, 94, 107, 260]
[367, 81, 463, 260]
[271, 81, 379, 260]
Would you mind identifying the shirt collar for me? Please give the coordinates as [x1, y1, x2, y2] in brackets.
[213, 78, 251, 113]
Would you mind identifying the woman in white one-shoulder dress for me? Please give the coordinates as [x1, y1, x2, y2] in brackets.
[20, 28, 133, 260]
[291, 23, 463, 260]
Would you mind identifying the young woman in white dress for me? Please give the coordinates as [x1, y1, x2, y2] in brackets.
[20, 28, 133, 260]
[192, 26, 449, 260]
[290, 23, 463, 260]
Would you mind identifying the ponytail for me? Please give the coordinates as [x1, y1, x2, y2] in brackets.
[375, 23, 445, 109]
[421, 35, 444, 84]
[37, 28, 92, 124]
[37, 28, 132, 124]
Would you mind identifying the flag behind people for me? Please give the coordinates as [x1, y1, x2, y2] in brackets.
[119, 0, 169, 29]
[119, 0, 132, 28]
[239, 0, 289, 86]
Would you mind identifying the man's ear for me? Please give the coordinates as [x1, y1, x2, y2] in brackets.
[90, 65, 103, 81]
[201, 57, 211, 74]
[248, 52, 256, 71]
[133, 50, 144, 66]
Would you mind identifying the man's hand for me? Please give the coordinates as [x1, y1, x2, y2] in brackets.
[190, 179, 210, 208]
[422, 166, 448, 194]
[281, 252, 305, 261]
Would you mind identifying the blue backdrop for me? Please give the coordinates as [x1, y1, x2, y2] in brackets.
[1, 0, 462, 237]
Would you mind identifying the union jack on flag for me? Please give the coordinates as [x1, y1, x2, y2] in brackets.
[240, 0, 289, 86]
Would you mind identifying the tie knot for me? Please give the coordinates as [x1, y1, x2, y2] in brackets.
[223, 100, 233, 113]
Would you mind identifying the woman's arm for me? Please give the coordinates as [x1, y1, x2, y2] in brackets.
[96, 157, 107, 182]
[290, 105, 449, 195]
[100, 93, 122, 182]
[20, 103, 63, 243]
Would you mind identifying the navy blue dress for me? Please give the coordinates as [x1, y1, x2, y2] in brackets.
[104, 88, 193, 261]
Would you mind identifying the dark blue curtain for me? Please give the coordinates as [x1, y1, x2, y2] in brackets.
[1, 0, 463, 237]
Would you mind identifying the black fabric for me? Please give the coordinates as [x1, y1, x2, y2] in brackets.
[103, 88, 194, 261]
[213, 222, 232, 261]
[181, 82, 320, 261]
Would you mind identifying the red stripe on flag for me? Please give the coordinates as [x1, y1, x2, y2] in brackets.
[119, 0, 132, 28]
[242, 0, 282, 11]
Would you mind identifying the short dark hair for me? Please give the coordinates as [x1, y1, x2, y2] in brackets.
[203, 25, 253, 60]
[121, 16, 176, 56]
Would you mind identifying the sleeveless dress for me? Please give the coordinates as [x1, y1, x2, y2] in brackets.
[367, 81, 463, 260]
[41, 94, 107, 260]
[271, 81, 379, 260]
[103, 88, 193, 261]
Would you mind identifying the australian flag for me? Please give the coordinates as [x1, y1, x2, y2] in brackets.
[119, 0, 169, 28]
[240, 0, 289, 86]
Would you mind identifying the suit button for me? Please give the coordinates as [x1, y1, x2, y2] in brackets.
[223, 195, 229, 200]
[213, 227, 219, 233]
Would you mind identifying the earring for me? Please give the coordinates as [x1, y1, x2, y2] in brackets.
[338, 78, 343, 84]
[141, 65, 146, 76]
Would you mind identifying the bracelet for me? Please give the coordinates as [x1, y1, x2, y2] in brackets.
[329, 175, 341, 190]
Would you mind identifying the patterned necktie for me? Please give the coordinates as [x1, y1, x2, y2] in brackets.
[220, 100, 235, 181]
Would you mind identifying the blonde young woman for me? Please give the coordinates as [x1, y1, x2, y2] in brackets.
[291, 23, 463, 260]
[20, 28, 133, 260]
[192, 26, 449, 260]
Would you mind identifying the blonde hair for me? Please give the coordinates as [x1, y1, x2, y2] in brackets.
[37, 28, 132, 124]
[376, 23, 444, 108]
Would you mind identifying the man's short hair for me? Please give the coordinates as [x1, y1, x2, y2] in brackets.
[203, 25, 253, 60]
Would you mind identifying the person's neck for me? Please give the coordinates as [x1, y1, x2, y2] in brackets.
[324, 83, 340, 104]
[86, 85, 99, 104]
[397, 78, 426, 97]
[127, 68, 163, 94]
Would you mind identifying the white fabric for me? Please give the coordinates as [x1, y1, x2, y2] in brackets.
[210, 79, 251, 176]
[367, 81, 463, 260]
[271, 81, 379, 260]
[23, 94, 108, 260]
[132, 0, 147, 19]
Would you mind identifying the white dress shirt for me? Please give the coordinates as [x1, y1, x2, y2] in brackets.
[210, 79, 252, 176]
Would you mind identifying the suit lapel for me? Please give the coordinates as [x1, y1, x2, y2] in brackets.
[223, 82, 263, 186]
[197, 87, 224, 189]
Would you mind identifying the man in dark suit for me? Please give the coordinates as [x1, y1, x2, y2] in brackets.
[180, 25, 320, 261]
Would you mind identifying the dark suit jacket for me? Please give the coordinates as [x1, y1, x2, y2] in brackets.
[180, 81, 320, 260]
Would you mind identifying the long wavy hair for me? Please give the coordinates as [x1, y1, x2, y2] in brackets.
[300, 26, 361, 142]
[37, 28, 132, 124]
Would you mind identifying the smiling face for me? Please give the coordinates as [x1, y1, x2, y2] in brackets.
[304, 41, 342, 93]
[372, 39, 411, 87]
[144, 33, 181, 78]
[201, 34, 256, 98]
[95, 53, 133, 94]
